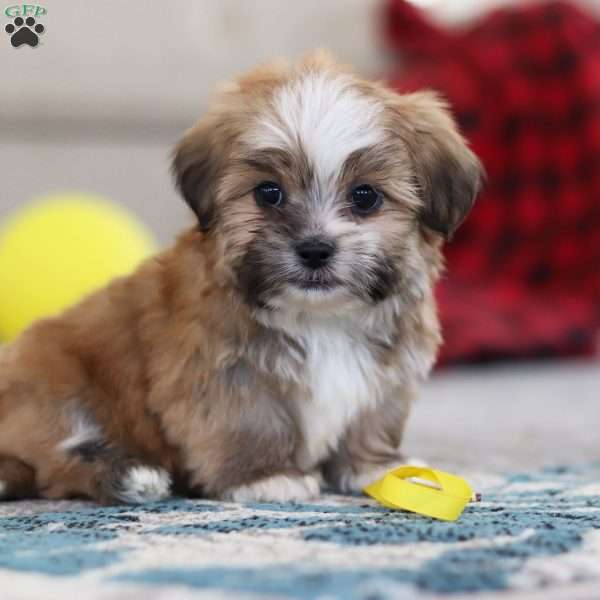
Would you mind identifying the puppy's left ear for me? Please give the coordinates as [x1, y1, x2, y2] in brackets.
[172, 116, 223, 231]
[389, 91, 483, 239]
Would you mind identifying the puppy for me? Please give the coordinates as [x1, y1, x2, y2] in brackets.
[0, 52, 482, 504]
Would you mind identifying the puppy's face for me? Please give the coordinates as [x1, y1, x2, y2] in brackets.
[174, 53, 482, 313]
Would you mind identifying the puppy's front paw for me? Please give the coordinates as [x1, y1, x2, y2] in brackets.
[224, 473, 320, 503]
[336, 459, 425, 493]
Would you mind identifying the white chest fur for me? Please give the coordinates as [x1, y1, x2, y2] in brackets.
[293, 323, 380, 469]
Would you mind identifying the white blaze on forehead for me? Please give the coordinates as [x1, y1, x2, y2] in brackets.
[248, 71, 384, 182]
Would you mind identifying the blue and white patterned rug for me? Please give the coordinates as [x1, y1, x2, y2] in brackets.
[1, 464, 599, 600]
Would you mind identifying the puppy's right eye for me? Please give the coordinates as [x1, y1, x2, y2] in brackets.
[254, 182, 284, 208]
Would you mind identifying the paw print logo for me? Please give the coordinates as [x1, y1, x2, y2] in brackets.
[5, 16, 45, 48]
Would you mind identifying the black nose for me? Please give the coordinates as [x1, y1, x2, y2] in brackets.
[296, 239, 335, 269]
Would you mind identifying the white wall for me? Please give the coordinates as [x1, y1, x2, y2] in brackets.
[0, 0, 383, 127]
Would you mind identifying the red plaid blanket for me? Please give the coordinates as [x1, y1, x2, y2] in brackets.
[385, 0, 600, 364]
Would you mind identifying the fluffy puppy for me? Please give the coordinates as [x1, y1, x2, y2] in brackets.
[0, 52, 482, 504]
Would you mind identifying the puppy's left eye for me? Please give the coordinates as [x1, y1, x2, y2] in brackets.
[350, 185, 382, 216]
[254, 181, 284, 208]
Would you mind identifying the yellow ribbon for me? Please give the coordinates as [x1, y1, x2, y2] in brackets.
[363, 465, 475, 521]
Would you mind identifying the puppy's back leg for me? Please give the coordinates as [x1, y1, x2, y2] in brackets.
[0, 455, 37, 500]
[38, 445, 173, 505]
[0, 398, 173, 505]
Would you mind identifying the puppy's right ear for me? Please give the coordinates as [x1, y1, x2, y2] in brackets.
[172, 118, 221, 231]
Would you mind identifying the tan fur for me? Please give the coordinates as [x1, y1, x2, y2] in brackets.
[0, 52, 482, 503]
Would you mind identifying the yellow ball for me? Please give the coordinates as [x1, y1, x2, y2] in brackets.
[0, 193, 157, 341]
